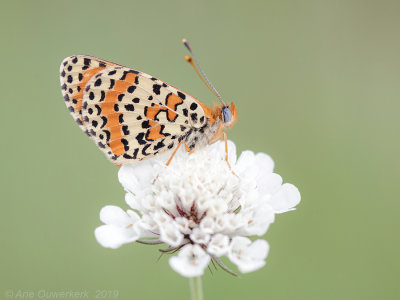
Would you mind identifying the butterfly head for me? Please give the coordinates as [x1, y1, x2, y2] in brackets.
[221, 103, 237, 129]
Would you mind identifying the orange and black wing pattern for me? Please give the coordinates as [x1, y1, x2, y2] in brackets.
[60, 55, 208, 164]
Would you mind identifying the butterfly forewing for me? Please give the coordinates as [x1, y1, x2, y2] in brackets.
[60, 55, 208, 164]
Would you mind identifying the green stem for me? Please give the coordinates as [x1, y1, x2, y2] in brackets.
[189, 276, 203, 300]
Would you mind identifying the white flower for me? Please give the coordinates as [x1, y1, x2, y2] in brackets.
[169, 244, 211, 277]
[95, 140, 301, 277]
[228, 237, 269, 273]
[95, 206, 141, 249]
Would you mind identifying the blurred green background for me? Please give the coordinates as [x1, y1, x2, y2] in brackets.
[1, 0, 399, 299]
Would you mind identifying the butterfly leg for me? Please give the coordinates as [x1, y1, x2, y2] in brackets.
[166, 140, 185, 166]
[222, 132, 238, 177]
[222, 132, 232, 169]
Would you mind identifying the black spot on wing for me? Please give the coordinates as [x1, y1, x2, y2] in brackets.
[104, 130, 111, 141]
[159, 125, 170, 137]
[100, 116, 107, 128]
[100, 91, 105, 102]
[142, 144, 151, 156]
[94, 78, 102, 87]
[84, 58, 91, 66]
[136, 132, 146, 145]
[109, 79, 115, 90]
[153, 84, 161, 95]
[121, 138, 129, 151]
[154, 140, 166, 151]
[120, 70, 139, 80]
[95, 104, 102, 115]
[122, 125, 129, 135]
[177, 91, 186, 99]
[127, 85, 136, 93]
[89, 92, 95, 100]
[123, 148, 139, 160]
[125, 104, 135, 111]
[141, 120, 151, 129]
[190, 103, 198, 110]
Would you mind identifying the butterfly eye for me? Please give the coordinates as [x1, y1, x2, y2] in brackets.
[222, 106, 232, 124]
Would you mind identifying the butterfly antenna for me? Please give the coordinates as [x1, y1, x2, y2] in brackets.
[182, 39, 227, 106]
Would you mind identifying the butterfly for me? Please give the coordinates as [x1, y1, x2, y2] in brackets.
[59, 39, 237, 166]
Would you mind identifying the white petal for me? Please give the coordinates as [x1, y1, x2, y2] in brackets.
[125, 193, 140, 210]
[235, 150, 255, 174]
[255, 152, 274, 173]
[160, 223, 184, 247]
[239, 204, 275, 236]
[190, 228, 210, 244]
[207, 200, 228, 217]
[228, 237, 269, 273]
[118, 162, 154, 193]
[269, 183, 301, 213]
[199, 216, 215, 234]
[94, 224, 139, 249]
[257, 173, 283, 196]
[214, 140, 237, 165]
[138, 214, 159, 237]
[207, 234, 230, 256]
[99, 206, 132, 226]
[175, 217, 191, 234]
[169, 244, 211, 277]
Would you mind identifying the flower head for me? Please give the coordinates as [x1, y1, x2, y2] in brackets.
[95, 141, 300, 277]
